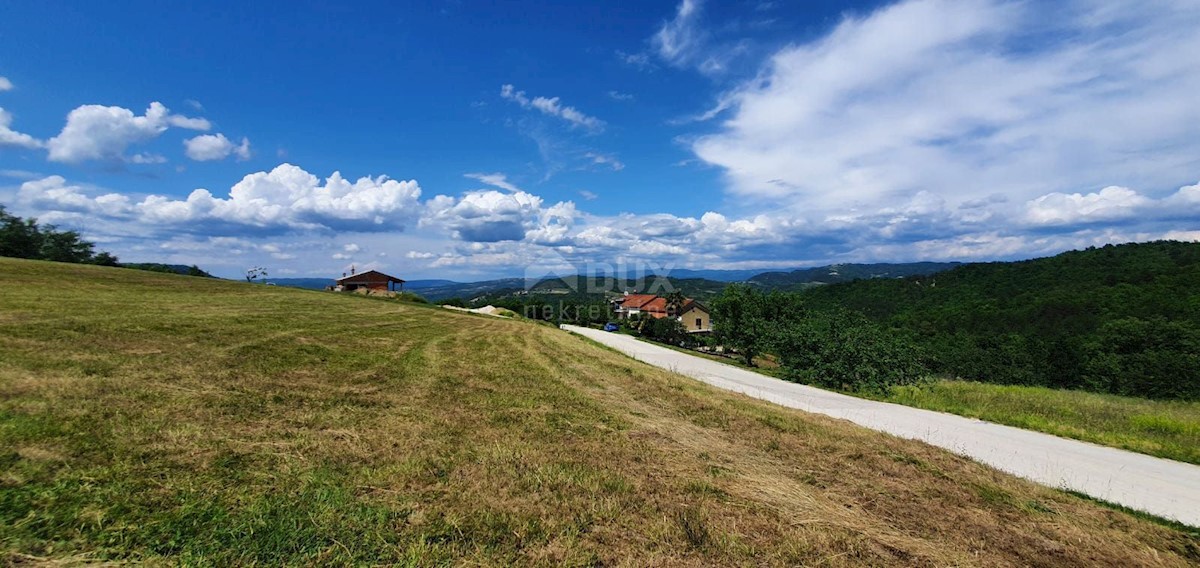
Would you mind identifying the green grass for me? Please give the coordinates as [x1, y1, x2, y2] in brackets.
[636, 336, 1200, 466]
[1, 258, 1198, 566]
[882, 380, 1200, 465]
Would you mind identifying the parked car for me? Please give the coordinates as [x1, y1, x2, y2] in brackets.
[603, 322, 620, 332]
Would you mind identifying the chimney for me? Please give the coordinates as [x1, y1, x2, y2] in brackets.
[351, 265, 356, 275]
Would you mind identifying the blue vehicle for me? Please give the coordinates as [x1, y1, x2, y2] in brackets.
[603, 322, 620, 332]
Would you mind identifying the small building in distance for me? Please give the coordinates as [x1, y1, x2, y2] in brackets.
[335, 268, 405, 292]
[613, 292, 713, 333]
[613, 293, 659, 319]
[677, 299, 712, 334]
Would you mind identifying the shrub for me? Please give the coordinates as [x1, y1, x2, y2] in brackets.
[773, 310, 927, 394]
[639, 316, 686, 345]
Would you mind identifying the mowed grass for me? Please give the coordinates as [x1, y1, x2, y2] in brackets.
[883, 381, 1200, 465]
[643, 339, 1200, 465]
[0, 258, 1197, 566]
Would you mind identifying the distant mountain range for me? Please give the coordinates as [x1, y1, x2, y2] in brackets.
[261, 261, 962, 301]
[643, 268, 776, 282]
[747, 262, 963, 290]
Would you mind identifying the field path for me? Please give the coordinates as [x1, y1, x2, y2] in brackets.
[562, 325, 1200, 527]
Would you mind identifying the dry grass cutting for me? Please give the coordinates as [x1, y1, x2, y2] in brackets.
[1, 258, 1198, 566]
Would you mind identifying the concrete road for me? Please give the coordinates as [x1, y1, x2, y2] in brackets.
[562, 325, 1200, 527]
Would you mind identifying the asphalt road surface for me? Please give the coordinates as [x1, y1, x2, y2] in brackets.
[562, 324, 1200, 527]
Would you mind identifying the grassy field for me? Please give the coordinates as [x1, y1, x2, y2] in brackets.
[881, 381, 1200, 465]
[641, 338, 1200, 465]
[1, 258, 1198, 566]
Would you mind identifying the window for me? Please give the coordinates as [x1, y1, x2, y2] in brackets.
[696, 318, 703, 328]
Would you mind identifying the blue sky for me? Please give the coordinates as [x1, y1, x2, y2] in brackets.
[1, 0, 1199, 280]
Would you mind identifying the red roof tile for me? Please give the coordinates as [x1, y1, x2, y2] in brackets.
[640, 297, 669, 313]
[619, 294, 658, 309]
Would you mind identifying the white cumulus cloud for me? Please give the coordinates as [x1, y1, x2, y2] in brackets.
[425, 189, 576, 243]
[1165, 181, 1200, 207]
[17, 176, 132, 216]
[0, 107, 42, 149]
[47, 102, 210, 163]
[0, 77, 13, 91]
[139, 164, 422, 231]
[1025, 186, 1151, 226]
[19, 164, 422, 235]
[184, 133, 251, 161]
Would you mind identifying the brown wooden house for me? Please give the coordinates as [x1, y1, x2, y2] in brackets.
[336, 269, 405, 292]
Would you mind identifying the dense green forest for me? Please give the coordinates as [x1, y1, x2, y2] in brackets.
[713, 241, 1200, 400]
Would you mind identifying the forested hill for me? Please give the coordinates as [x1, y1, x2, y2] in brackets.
[120, 263, 214, 278]
[801, 241, 1200, 399]
[750, 262, 961, 290]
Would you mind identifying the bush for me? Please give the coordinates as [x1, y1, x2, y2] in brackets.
[773, 311, 927, 394]
[639, 316, 686, 345]
[711, 284, 772, 365]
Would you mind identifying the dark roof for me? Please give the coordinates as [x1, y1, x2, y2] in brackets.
[336, 269, 405, 283]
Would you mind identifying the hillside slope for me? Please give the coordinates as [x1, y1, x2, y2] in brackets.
[801, 241, 1200, 399]
[0, 258, 1196, 565]
[750, 262, 961, 290]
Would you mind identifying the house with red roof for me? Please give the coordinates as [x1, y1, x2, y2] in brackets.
[613, 292, 713, 333]
[614, 293, 658, 318]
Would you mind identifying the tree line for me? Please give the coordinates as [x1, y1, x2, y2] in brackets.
[0, 205, 118, 265]
[711, 241, 1200, 400]
[1, 205, 211, 278]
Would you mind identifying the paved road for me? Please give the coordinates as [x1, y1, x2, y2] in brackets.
[562, 325, 1200, 527]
